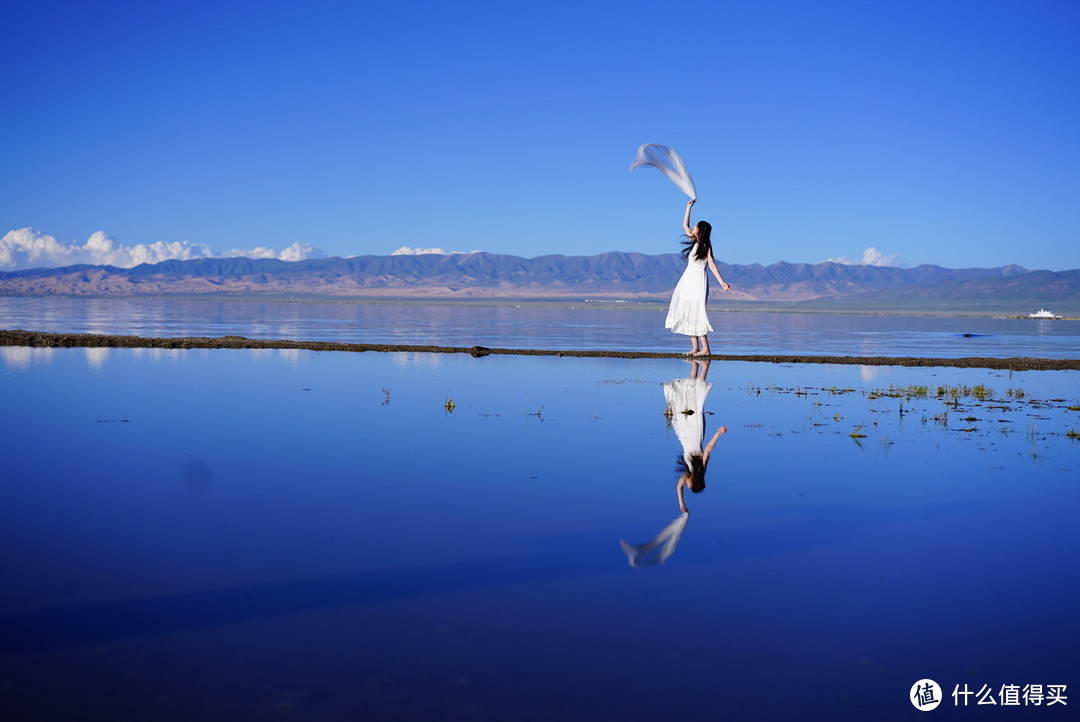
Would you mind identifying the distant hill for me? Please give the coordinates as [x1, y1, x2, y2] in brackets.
[1, 252, 1076, 312]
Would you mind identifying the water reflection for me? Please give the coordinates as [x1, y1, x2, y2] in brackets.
[858, 364, 883, 384]
[277, 348, 303, 365]
[391, 352, 445, 368]
[622, 360, 728, 567]
[0, 347, 1076, 719]
[84, 346, 110, 369]
[0, 346, 55, 370]
[4, 296, 1079, 357]
[621, 513, 688, 567]
[131, 346, 185, 363]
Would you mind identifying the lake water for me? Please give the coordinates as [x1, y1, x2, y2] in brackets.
[2, 344, 1078, 720]
[1, 296, 1078, 358]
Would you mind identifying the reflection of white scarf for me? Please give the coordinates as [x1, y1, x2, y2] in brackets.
[629, 144, 696, 199]
[620, 513, 689, 567]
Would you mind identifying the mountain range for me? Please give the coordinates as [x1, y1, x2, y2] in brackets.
[1, 252, 1077, 312]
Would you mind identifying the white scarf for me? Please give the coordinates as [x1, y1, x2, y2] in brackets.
[629, 143, 696, 199]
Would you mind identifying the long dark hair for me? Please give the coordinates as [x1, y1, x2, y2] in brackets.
[680, 220, 713, 262]
[675, 453, 707, 493]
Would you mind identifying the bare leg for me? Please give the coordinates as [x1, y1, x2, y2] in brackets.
[685, 336, 700, 356]
[693, 335, 711, 356]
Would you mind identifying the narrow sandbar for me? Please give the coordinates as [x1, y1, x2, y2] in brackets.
[2, 329, 1077, 371]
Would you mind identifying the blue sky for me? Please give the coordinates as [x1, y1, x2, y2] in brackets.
[2, 0, 1078, 270]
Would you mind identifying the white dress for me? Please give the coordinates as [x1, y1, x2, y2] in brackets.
[665, 244, 713, 336]
[663, 377, 712, 467]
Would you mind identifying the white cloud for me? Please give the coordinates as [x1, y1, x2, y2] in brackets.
[220, 242, 320, 262]
[391, 246, 448, 256]
[0, 228, 325, 271]
[822, 247, 899, 267]
[384, 246, 477, 254]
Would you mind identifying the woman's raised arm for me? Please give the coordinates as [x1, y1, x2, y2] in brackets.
[682, 198, 696, 236]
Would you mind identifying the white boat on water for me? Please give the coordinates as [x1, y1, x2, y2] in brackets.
[1028, 309, 1062, 319]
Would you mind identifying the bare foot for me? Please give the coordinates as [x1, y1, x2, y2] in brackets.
[693, 351, 711, 357]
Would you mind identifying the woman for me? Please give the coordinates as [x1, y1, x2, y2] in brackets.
[665, 198, 731, 356]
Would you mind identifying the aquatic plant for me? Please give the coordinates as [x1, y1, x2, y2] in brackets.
[933, 384, 1000, 404]
[883, 384, 929, 399]
[722, 375, 1074, 458]
[1026, 422, 1039, 443]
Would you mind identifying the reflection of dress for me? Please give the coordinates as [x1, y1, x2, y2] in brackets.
[621, 513, 689, 567]
[665, 244, 712, 336]
[620, 377, 712, 568]
[663, 377, 712, 466]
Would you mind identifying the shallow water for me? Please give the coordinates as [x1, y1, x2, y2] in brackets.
[1, 348, 1078, 720]
[1, 295, 1078, 358]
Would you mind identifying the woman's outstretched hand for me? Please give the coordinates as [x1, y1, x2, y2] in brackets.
[687, 198, 696, 206]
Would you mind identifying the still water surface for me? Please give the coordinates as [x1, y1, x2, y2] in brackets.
[2, 347, 1078, 720]
[1, 295, 1078, 358]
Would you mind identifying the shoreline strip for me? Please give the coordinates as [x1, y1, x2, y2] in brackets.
[1, 329, 1077, 371]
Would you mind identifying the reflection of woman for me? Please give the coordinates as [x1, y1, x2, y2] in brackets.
[621, 360, 727, 567]
[664, 360, 727, 513]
